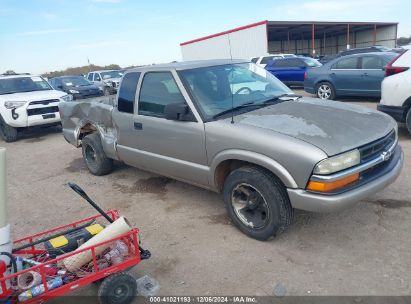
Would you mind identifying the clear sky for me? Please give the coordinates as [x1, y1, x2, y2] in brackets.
[0, 0, 409, 74]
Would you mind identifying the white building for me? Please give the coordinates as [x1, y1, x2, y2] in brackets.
[180, 20, 398, 60]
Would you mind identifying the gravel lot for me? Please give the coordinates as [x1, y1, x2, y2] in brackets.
[2, 93, 411, 300]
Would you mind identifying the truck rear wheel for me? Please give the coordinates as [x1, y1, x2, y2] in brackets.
[0, 116, 18, 142]
[82, 133, 113, 176]
[223, 166, 294, 241]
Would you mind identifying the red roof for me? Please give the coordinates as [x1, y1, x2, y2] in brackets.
[180, 20, 268, 46]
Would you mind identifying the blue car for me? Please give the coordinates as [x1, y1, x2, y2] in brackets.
[304, 52, 398, 100]
[265, 57, 322, 86]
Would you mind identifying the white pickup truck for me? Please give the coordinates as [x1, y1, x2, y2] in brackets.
[0, 73, 71, 142]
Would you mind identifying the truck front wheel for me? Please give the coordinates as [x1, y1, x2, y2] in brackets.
[82, 133, 113, 176]
[223, 166, 294, 241]
[0, 116, 18, 142]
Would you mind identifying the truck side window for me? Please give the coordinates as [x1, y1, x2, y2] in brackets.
[118, 72, 141, 113]
[87, 73, 94, 81]
[94, 73, 101, 81]
[139, 72, 185, 117]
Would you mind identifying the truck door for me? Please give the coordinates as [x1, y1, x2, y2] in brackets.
[92, 73, 104, 88]
[112, 70, 209, 187]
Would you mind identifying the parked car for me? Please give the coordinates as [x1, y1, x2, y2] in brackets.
[86, 70, 124, 95]
[251, 54, 297, 68]
[320, 46, 395, 63]
[49, 76, 104, 100]
[59, 59, 403, 241]
[377, 50, 411, 134]
[265, 57, 322, 86]
[0, 73, 71, 142]
[304, 52, 397, 100]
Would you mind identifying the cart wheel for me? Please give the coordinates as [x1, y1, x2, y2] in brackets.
[98, 272, 137, 304]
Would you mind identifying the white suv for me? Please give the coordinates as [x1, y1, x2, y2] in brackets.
[0, 73, 71, 142]
[251, 54, 297, 68]
[378, 48, 411, 134]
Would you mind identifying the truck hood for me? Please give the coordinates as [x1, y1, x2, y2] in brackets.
[0, 90, 66, 102]
[233, 97, 396, 156]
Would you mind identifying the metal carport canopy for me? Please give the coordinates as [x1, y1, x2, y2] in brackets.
[266, 21, 398, 41]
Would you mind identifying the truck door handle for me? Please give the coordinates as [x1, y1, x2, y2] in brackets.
[134, 122, 143, 130]
[361, 73, 369, 76]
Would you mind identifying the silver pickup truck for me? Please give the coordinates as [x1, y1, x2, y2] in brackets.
[60, 60, 403, 240]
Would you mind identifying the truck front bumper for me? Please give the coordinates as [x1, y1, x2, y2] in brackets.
[287, 145, 404, 213]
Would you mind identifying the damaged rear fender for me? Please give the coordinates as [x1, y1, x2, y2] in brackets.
[59, 100, 119, 160]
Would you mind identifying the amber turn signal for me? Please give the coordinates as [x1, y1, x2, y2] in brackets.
[307, 173, 360, 192]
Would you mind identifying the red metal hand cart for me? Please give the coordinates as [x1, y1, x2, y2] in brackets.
[0, 209, 150, 304]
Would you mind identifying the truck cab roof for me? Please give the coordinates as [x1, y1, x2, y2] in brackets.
[129, 59, 248, 72]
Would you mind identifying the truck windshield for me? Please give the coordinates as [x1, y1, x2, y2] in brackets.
[0, 76, 52, 95]
[179, 63, 293, 120]
[101, 71, 123, 79]
[61, 77, 92, 87]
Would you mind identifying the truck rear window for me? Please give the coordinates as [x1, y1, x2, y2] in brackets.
[118, 72, 140, 113]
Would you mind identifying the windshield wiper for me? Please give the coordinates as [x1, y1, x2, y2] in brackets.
[0, 91, 20, 95]
[212, 94, 302, 120]
[262, 93, 302, 105]
[212, 102, 261, 119]
[16, 89, 50, 93]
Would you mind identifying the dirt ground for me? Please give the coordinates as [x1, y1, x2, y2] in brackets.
[1, 94, 411, 300]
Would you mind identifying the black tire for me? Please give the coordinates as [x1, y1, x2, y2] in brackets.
[406, 107, 411, 135]
[98, 272, 137, 304]
[315, 81, 336, 100]
[0, 115, 18, 142]
[223, 166, 294, 241]
[82, 133, 113, 176]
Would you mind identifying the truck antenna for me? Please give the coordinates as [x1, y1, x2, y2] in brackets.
[228, 35, 235, 124]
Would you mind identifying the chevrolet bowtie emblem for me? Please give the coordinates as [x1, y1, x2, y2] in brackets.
[381, 150, 392, 161]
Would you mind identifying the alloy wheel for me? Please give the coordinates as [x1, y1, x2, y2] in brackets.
[231, 183, 270, 229]
[318, 84, 332, 100]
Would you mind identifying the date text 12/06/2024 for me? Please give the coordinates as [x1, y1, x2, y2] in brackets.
[149, 297, 257, 303]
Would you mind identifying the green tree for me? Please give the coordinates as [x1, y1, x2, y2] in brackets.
[397, 36, 411, 46]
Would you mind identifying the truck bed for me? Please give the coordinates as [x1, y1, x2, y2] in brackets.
[59, 97, 118, 156]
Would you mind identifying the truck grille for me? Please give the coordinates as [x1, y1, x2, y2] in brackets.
[27, 106, 59, 116]
[359, 130, 396, 163]
[29, 99, 60, 106]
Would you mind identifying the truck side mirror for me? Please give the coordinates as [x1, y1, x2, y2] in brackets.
[164, 102, 196, 122]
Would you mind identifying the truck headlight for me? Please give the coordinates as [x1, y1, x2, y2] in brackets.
[313, 149, 360, 175]
[69, 89, 79, 94]
[4, 101, 26, 109]
[61, 94, 73, 102]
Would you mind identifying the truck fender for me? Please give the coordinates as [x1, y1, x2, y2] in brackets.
[209, 149, 298, 190]
[73, 121, 119, 160]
